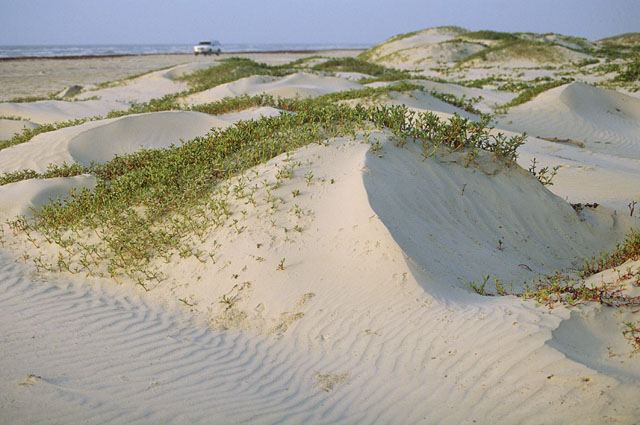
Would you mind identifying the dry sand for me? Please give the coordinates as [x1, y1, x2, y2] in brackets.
[0, 51, 639, 425]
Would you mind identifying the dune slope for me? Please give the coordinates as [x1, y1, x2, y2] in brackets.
[498, 82, 640, 159]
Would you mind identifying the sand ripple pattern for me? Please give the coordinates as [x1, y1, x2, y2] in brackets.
[499, 82, 640, 159]
[3, 247, 639, 424]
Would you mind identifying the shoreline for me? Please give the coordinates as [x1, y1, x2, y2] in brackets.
[0, 49, 365, 62]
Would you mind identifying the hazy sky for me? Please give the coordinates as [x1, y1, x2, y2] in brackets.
[1, 0, 638, 45]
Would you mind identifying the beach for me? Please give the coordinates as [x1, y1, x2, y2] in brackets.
[0, 50, 363, 101]
[1, 30, 639, 424]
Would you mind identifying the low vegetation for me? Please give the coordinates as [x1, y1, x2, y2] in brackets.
[175, 57, 293, 91]
[311, 57, 411, 81]
[614, 56, 640, 82]
[6, 89, 525, 290]
[471, 229, 640, 351]
[4, 93, 58, 103]
[496, 78, 573, 111]
[427, 90, 482, 115]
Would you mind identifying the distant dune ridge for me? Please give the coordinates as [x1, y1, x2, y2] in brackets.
[0, 31, 639, 424]
[359, 26, 635, 68]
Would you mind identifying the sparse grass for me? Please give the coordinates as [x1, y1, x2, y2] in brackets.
[461, 30, 518, 42]
[575, 58, 600, 68]
[357, 27, 467, 62]
[458, 40, 568, 65]
[175, 57, 293, 91]
[623, 322, 640, 352]
[0, 83, 422, 159]
[286, 55, 324, 68]
[0, 115, 31, 121]
[497, 78, 573, 111]
[4, 93, 58, 103]
[472, 228, 640, 351]
[93, 64, 181, 90]
[519, 273, 639, 309]
[0, 163, 89, 186]
[528, 158, 559, 186]
[593, 62, 621, 75]
[599, 33, 640, 46]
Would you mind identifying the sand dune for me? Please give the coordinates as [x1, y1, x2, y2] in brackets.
[363, 139, 634, 297]
[0, 99, 129, 126]
[2, 136, 639, 424]
[0, 175, 96, 218]
[343, 89, 480, 119]
[498, 82, 640, 159]
[515, 132, 640, 212]
[0, 118, 39, 139]
[0, 111, 231, 173]
[360, 27, 592, 69]
[185, 72, 364, 105]
[412, 79, 517, 114]
[360, 27, 471, 66]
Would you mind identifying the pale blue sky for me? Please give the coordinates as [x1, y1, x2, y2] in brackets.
[0, 0, 638, 45]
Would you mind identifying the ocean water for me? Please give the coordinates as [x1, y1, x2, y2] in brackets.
[0, 43, 372, 58]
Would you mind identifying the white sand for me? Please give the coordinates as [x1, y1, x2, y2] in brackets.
[0, 118, 39, 139]
[0, 99, 129, 126]
[498, 82, 640, 159]
[1, 53, 640, 424]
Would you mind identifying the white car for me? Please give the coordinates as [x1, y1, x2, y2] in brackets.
[193, 41, 221, 56]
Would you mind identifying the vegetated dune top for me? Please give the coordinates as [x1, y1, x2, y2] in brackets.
[360, 26, 596, 68]
[598, 32, 640, 46]
[498, 81, 640, 159]
[359, 26, 474, 65]
[460, 41, 591, 68]
[341, 89, 479, 120]
[0, 99, 129, 126]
